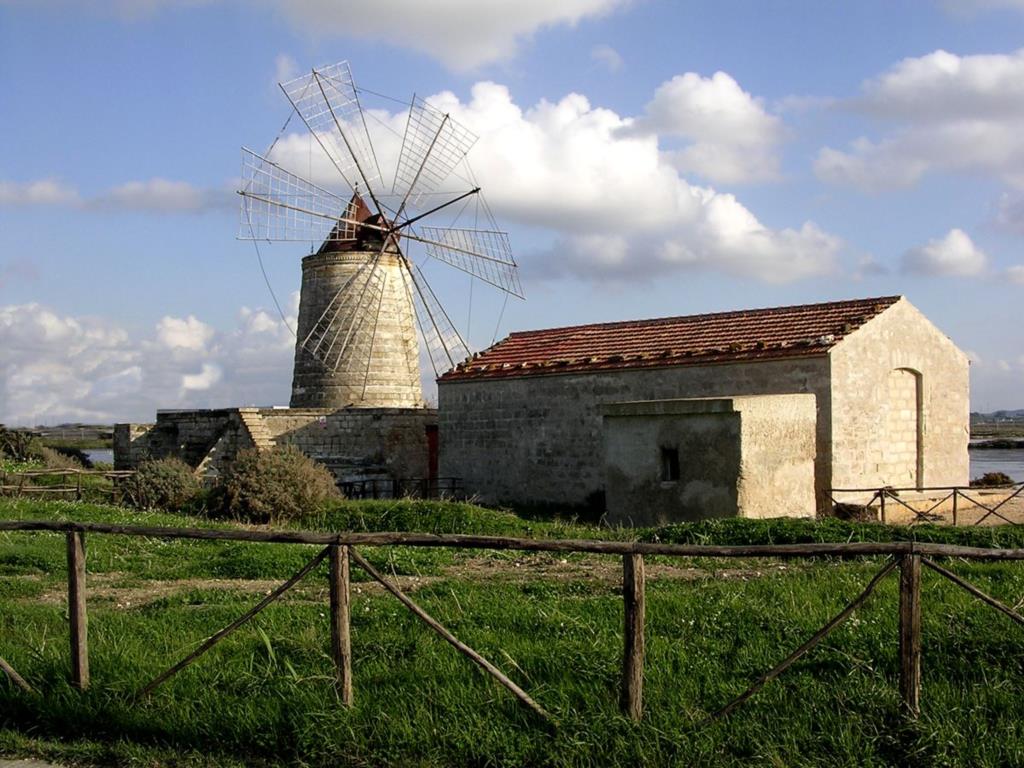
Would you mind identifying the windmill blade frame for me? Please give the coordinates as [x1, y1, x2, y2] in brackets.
[392, 95, 478, 214]
[279, 61, 384, 211]
[410, 226, 523, 299]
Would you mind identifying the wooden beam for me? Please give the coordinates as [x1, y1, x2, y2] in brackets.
[66, 530, 89, 690]
[348, 547, 553, 723]
[0, 655, 33, 694]
[6, 519, 1024, 561]
[705, 557, 898, 725]
[899, 554, 922, 717]
[923, 557, 1024, 629]
[137, 546, 330, 698]
[329, 544, 353, 706]
[620, 553, 645, 722]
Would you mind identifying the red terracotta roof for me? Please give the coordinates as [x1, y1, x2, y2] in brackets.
[440, 296, 902, 382]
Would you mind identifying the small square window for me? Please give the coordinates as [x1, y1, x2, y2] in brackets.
[660, 447, 680, 482]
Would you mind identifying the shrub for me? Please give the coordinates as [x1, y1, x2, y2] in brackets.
[971, 471, 1015, 488]
[37, 446, 85, 471]
[125, 457, 203, 511]
[215, 446, 340, 523]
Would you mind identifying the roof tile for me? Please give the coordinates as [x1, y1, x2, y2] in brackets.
[440, 295, 901, 382]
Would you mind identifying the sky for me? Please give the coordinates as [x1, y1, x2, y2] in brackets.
[2, 0, 1024, 425]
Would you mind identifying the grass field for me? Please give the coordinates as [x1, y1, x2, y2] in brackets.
[3, 499, 1024, 766]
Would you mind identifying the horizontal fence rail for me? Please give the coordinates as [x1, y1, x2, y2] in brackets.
[826, 482, 1024, 526]
[0, 468, 135, 504]
[3, 519, 1024, 727]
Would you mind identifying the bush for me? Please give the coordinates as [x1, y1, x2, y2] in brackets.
[971, 471, 1015, 487]
[214, 446, 340, 523]
[125, 457, 203, 511]
[36, 446, 85, 471]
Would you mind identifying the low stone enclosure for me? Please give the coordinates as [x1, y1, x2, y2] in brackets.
[114, 407, 437, 488]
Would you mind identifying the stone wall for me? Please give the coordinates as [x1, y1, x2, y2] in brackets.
[113, 410, 235, 470]
[735, 394, 817, 519]
[829, 298, 969, 491]
[602, 399, 741, 526]
[439, 357, 831, 509]
[114, 407, 436, 485]
[601, 395, 816, 525]
[263, 407, 436, 481]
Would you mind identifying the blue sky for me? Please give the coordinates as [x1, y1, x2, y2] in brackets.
[2, 0, 1024, 424]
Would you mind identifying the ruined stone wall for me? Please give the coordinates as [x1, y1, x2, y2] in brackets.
[114, 407, 436, 484]
[112, 423, 155, 470]
[262, 407, 436, 481]
[113, 410, 235, 469]
[439, 358, 831, 509]
[829, 298, 969, 490]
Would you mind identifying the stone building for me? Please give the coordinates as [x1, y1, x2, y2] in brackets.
[438, 296, 969, 522]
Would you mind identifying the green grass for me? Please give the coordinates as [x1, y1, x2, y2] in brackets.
[4, 499, 1024, 766]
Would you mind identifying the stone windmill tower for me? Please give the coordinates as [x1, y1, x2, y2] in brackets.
[239, 61, 523, 410]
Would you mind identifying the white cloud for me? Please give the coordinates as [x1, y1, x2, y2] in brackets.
[269, 80, 837, 283]
[0, 179, 79, 206]
[817, 49, 1024, 190]
[91, 178, 217, 212]
[273, 53, 299, 85]
[269, 0, 630, 71]
[591, 44, 623, 73]
[156, 315, 214, 351]
[628, 71, 783, 184]
[0, 177, 228, 213]
[0, 302, 297, 425]
[1007, 265, 1024, 283]
[182, 363, 222, 391]
[902, 228, 988, 277]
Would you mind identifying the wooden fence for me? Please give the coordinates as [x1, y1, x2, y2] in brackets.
[4, 520, 1024, 724]
[827, 482, 1024, 525]
[0, 468, 135, 504]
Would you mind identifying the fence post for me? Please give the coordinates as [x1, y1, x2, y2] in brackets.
[329, 543, 353, 706]
[66, 530, 89, 690]
[899, 553, 921, 717]
[620, 552, 645, 721]
[952, 490, 958, 526]
[880, 490, 887, 524]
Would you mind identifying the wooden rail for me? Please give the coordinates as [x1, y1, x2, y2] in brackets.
[3, 519, 1024, 727]
[0, 468, 135, 504]
[826, 482, 1024, 526]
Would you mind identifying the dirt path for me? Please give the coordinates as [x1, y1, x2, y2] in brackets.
[18, 554, 799, 609]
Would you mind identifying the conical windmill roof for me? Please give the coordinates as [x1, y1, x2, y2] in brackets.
[317, 193, 399, 254]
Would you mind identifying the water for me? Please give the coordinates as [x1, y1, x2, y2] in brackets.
[970, 448, 1024, 481]
[84, 449, 114, 465]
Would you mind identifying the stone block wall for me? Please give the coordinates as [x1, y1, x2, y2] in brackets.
[115, 407, 436, 486]
[439, 357, 831, 510]
[264, 407, 436, 481]
[601, 395, 816, 525]
[829, 298, 969, 490]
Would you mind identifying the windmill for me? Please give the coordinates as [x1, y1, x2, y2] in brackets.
[238, 61, 523, 409]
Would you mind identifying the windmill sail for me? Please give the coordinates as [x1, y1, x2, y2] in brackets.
[279, 61, 382, 200]
[411, 226, 523, 298]
[239, 60, 522, 406]
[392, 96, 477, 212]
